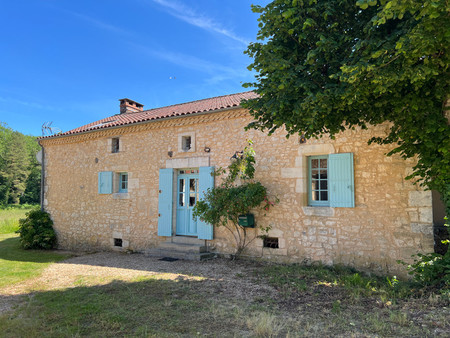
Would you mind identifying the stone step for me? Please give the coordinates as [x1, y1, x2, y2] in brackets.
[170, 236, 206, 245]
[159, 242, 207, 253]
[145, 248, 215, 261]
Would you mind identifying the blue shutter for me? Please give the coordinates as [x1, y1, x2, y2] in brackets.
[158, 168, 174, 237]
[98, 171, 113, 194]
[198, 166, 214, 240]
[329, 153, 354, 208]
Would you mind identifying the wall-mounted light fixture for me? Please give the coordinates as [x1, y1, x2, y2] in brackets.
[168, 151, 173, 157]
[204, 146, 211, 153]
[299, 134, 307, 144]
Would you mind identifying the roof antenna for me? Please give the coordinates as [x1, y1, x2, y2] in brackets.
[41, 122, 62, 136]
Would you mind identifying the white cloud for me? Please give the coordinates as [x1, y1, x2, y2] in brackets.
[151, 0, 250, 46]
[129, 42, 251, 84]
[0, 97, 60, 111]
[62, 9, 133, 37]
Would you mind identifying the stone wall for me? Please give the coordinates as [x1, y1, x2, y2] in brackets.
[41, 108, 434, 276]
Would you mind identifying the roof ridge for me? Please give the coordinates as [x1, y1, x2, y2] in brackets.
[142, 90, 254, 113]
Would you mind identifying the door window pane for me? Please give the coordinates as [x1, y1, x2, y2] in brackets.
[179, 179, 185, 192]
[190, 178, 196, 192]
[189, 194, 196, 206]
[179, 193, 185, 207]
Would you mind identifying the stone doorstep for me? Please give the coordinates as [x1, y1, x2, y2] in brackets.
[170, 236, 206, 245]
[144, 237, 214, 261]
[159, 241, 208, 253]
[145, 248, 215, 261]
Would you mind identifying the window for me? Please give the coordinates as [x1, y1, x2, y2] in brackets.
[111, 138, 120, 153]
[119, 173, 128, 193]
[178, 132, 196, 152]
[308, 153, 354, 208]
[308, 156, 329, 206]
[98, 171, 129, 194]
[263, 237, 279, 249]
[182, 136, 191, 151]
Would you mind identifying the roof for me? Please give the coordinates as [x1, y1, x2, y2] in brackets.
[40, 91, 257, 139]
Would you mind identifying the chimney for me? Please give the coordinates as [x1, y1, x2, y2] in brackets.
[119, 98, 144, 114]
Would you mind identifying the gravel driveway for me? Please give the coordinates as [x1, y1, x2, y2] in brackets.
[0, 252, 276, 314]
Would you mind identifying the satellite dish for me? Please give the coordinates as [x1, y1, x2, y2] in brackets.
[36, 150, 43, 164]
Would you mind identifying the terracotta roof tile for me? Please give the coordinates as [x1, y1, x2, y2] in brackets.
[40, 91, 257, 139]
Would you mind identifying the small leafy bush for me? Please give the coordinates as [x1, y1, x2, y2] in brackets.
[400, 221, 449, 291]
[402, 252, 450, 289]
[17, 209, 57, 249]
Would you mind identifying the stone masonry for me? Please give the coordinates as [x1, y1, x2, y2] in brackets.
[40, 108, 434, 276]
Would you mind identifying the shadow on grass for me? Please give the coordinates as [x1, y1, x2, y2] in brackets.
[0, 277, 252, 337]
[1, 271, 447, 337]
[0, 235, 67, 263]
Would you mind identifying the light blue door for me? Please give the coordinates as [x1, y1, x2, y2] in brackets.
[176, 169, 199, 236]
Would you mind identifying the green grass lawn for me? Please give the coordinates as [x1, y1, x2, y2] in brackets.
[0, 205, 33, 234]
[0, 206, 67, 288]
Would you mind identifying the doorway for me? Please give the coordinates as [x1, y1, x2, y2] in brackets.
[176, 169, 199, 236]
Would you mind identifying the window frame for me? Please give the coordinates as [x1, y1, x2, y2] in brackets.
[178, 132, 196, 153]
[118, 172, 128, 193]
[111, 137, 120, 153]
[308, 155, 330, 207]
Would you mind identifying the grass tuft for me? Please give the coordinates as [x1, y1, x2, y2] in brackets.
[246, 311, 284, 337]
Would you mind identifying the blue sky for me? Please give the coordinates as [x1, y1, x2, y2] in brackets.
[0, 0, 269, 136]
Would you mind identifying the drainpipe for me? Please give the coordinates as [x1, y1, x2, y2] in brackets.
[37, 140, 45, 211]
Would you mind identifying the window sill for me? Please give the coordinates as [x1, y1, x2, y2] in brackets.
[113, 193, 130, 200]
[302, 206, 334, 217]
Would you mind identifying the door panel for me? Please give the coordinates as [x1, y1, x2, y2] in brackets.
[176, 172, 199, 236]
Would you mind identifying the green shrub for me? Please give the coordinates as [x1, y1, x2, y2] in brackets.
[400, 221, 449, 290]
[402, 252, 450, 290]
[17, 209, 57, 249]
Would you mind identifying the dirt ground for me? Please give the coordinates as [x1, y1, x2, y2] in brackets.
[0, 252, 275, 313]
[1, 251, 449, 336]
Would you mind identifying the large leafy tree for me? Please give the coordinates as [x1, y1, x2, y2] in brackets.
[0, 123, 41, 205]
[243, 0, 450, 215]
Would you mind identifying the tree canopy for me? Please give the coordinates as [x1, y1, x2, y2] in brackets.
[0, 123, 41, 205]
[243, 0, 450, 214]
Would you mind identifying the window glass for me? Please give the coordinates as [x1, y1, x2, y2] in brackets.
[179, 193, 185, 207]
[189, 194, 196, 206]
[309, 156, 328, 206]
[112, 138, 120, 153]
[179, 178, 185, 207]
[182, 136, 191, 151]
[119, 173, 128, 192]
[179, 179, 185, 192]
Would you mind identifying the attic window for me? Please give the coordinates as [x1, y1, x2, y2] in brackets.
[182, 136, 191, 151]
[178, 132, 195, 153]
[112, 138, 120, 153]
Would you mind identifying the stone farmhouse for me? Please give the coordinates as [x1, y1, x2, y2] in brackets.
[38, 91, 444, 275]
